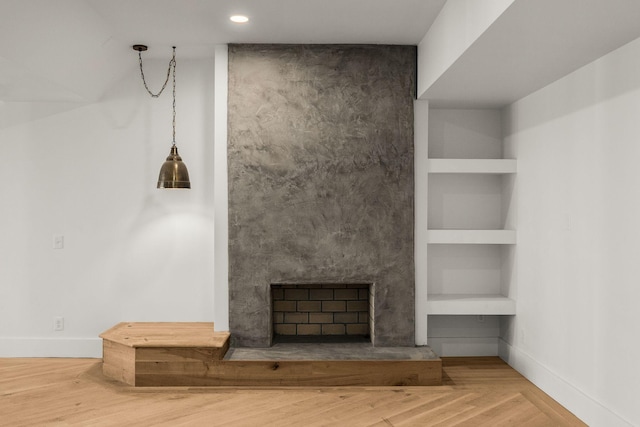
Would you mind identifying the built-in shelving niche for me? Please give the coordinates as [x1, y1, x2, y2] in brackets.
[426, 108, 516, 357]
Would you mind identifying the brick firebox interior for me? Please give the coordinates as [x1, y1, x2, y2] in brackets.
[271, 284, 373, 342]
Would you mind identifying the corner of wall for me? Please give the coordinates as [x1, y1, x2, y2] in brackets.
[414, 99, 429, 345]
[499, 340, 634, 427]
[213, 44, 230, 332]
[416, 0, 516, 98]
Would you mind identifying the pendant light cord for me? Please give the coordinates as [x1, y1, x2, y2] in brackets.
[171, 47, 176, 147]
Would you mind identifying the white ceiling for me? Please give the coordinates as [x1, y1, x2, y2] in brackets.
[2, 0, 640, 113]
[87, 0, 448, 50]
[0, 0, 446, 104]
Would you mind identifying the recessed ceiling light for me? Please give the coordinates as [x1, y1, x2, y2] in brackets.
[230, 15, 249, 23]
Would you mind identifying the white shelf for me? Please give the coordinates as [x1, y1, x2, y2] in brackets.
[426, 294, 516, 315]
[427, 159, 516, 174]
[427, 229, 516, 244]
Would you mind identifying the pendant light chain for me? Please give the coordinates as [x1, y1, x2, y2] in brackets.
[137, 47, 176, 98]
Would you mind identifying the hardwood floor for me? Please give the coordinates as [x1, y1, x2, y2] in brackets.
[0, 357, 585, 426]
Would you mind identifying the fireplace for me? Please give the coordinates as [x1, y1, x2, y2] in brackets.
[271, 284, 374, 343]
[228, 44, 416, 347]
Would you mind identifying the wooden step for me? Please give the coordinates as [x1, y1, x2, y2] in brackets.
[100, 322, 442, 387]
[100, 322, 230, 386]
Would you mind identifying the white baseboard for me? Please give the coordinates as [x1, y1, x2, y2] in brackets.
[499, 339, 633, 427]
[0, 337, 102, 358]
[428, 337, 498, 357]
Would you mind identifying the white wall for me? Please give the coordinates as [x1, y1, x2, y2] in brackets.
[501, 36, 640, 427]
[0, 55, 226, 357]
[414, 100, 429, 345]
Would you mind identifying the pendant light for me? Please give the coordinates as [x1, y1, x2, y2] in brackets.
[133, 44, 191, 189]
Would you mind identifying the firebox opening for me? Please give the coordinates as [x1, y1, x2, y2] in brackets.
[271, 283, 373, 345]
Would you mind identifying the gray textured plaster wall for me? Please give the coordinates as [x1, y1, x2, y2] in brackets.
[228, 44, 416, 347]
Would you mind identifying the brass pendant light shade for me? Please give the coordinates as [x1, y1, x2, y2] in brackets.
[134, 44, 191, 189]
[157, 145, 191, 188]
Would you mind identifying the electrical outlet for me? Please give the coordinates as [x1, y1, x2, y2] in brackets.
[53, 316, 64, 331]
[53, 235, 64, 249]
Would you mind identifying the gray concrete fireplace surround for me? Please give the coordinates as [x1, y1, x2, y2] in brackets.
[228, 44, 416, 347]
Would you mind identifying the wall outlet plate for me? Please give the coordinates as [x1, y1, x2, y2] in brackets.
[53, 235, 64, 249]
[53, 316, 64, 331]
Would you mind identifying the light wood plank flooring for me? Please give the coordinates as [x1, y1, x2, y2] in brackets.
[0, 357, 585, 426]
